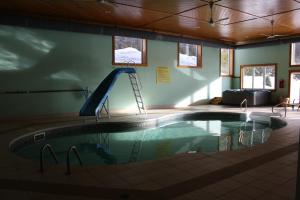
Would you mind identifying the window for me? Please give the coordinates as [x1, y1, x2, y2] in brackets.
[178, 43, 202, 68]
[220, 48, 234, 76]
[113, 36, 147, 66]
[240, 64, 276, 90]
[290, 42, 300, 66]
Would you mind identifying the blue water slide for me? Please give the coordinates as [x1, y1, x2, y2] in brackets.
[80, 68, 136, 116]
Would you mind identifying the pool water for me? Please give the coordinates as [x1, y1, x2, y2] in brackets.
[15, 119, 274, 165]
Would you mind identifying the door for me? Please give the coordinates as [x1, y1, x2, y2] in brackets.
[289, 71, 300, 103]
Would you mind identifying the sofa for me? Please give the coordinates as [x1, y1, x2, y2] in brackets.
[222, 89, 271, 106]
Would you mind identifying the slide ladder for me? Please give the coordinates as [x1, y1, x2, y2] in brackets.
[128, 73, 147, 115]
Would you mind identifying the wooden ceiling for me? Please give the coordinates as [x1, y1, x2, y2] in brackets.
[1, 0, 300, 45]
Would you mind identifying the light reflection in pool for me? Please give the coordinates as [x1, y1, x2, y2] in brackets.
[15, 119, 273, 165]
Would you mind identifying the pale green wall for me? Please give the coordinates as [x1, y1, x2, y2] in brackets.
[234, 44, 300, 102]
[0, 25, 230, 117]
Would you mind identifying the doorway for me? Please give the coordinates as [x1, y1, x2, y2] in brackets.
[289, 71, 300, 103]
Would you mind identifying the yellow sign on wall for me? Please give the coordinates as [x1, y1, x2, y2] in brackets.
[156, 66, 171, 84]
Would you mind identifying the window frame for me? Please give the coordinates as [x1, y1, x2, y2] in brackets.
[240, 63, 277, 91]
[220, 48, 234, 77]
[177, 43, 202, 68]
[112, 35, 147, 66]
[289, 43, 300, 67]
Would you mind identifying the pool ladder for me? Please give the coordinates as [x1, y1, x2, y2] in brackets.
[65, 146, 83, 175]
[40, 144, 58, 173]
[39, 144, 83, 175]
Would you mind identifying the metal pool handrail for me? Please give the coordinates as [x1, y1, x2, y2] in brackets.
[65, 146, 83, 175]
[272, 101, 287, 117]
[40, 144, 58, 173]
[240, 98, 247, 112]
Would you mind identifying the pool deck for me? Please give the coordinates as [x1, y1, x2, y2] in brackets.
[0, 105, 299, 200]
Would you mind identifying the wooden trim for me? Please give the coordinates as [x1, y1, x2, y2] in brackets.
[240, 63, 277, 67]
[289, 43, 292, 66]
[112, 35, 148, 66]
[230, 49, 234, 76]
[220, 48, 225, 76]
[240, 63, 277, 91]
[113, 63, 148, 67]
[198, 44, 202, 68]
[219, 48, 222, 76]
[142, 39, 147, 65]
[177, 43, 202, 68]
[240, 66, 242, 89]
[289, 43, 300, 67]
[177, 42, 179, 68]
[112, 35, 115, 65]
[177, 66, 202, 68]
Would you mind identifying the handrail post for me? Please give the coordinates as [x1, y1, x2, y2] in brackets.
[284, 104, 287, 117]
[103, 97, 110, 119]
[40, 144, 58, 173]
[65, 146, 83, 175]
[95, 106, 100, 121]
[95, 96, 110, 121]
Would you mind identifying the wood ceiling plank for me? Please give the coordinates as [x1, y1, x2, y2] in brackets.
[144, 15, 236, 43]
[223, 18, 289, 43]
[180, 4, 255, 25]
[86, 3, 171, 28]
[218, 0, 300, 17]
[0, 0, 171, 28]
[264, 10, 300, 36]
[113, 0, 208, 14]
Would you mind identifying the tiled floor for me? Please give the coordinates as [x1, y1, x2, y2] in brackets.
[0, 105, 299, 200]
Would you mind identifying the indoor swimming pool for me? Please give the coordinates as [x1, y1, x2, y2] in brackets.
[10, 112, 287, 166]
